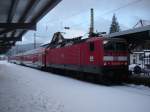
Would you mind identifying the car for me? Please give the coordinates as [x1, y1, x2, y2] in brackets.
[129, 64, 144, 74]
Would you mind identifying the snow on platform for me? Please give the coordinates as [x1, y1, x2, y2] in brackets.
[0, 61, 150, 112]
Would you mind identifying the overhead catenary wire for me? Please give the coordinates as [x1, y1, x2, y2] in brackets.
[69, 0, 144, 28]
[26, 0, 145, 41]
[50, 0, 144, 28]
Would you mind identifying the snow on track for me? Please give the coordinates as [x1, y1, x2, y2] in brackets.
[0, 61, 150, 112]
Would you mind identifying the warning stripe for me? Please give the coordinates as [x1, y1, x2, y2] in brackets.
[103, 56, 127, 61]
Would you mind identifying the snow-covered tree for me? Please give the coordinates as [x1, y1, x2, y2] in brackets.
[109, 14, 120, 34]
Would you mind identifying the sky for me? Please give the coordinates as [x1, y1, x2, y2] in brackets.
[18, 0, 150, 44]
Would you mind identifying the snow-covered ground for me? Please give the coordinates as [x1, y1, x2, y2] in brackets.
[0, 61, 150, 112]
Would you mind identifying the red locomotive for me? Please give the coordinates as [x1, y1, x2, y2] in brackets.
[8, 9, 129, 82]
[8, 32, 129, 82]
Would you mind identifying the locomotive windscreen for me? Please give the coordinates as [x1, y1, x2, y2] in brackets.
[103, 39, 127, 51]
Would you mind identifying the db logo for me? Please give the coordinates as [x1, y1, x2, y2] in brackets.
[90, 56, 94, 62]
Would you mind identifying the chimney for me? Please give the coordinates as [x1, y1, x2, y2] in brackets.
[89, 8, 94, 37]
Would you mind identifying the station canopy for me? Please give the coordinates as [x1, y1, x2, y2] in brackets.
[109, 25, 150, 50]
[0, 0, 61, 54]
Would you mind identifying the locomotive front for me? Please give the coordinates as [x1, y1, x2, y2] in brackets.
[102, 38, 129, 81]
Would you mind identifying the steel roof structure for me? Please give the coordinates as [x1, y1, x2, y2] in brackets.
[0, 0, 61, 54]
[109, 25, 150, 40]
[109, 25, 150, 50]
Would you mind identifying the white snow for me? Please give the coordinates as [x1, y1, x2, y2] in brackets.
[0, 61, 150, 112]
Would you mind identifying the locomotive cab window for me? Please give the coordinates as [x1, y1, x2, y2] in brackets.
[89, 42, 95, 51]
[103, 39, 127, 51]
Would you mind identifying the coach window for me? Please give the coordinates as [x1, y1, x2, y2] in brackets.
[89, 42, 95, 52]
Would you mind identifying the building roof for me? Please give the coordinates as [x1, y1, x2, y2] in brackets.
[109, 25, 150, 40]
[109, 25, 150, 50]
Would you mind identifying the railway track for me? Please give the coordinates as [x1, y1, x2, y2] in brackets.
[127, 75, 150, 87]
[10, 62, 150, 86]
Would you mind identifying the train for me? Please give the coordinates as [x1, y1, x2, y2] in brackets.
[8, 32, 129, 82]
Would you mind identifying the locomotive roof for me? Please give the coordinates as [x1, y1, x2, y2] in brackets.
[103, 37, 127, 41]
[11, 36, 127, 57]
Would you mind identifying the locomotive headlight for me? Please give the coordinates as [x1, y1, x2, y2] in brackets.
[103, 40, 108, 45]
[104, 62, 107, 66]
[124, 62, 128, 65]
